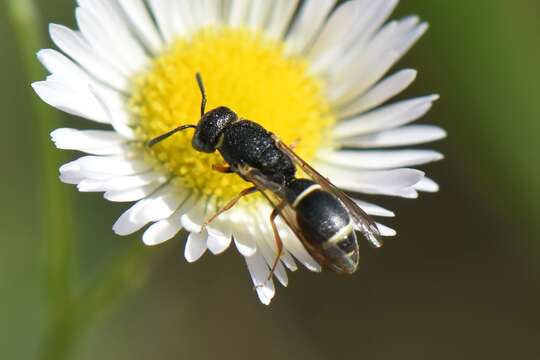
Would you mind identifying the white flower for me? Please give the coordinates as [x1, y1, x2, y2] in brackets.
[33, 0, 445, 305]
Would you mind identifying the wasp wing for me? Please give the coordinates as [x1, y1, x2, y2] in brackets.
[236, 165, 329, 267]
[272, 135, 383, 248]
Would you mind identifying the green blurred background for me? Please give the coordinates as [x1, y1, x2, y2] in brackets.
[1, 0, 539, 359]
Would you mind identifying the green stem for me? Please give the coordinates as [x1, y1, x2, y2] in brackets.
[77, 244, 153, 327]
[5, 0, 78, 358]
[5, 0, 73, 307]
[6, 1, 158, 359]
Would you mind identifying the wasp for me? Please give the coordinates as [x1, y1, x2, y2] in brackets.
[149, 73, 382, 276]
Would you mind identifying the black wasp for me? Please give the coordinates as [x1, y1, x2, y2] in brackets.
[149, 73, 382, 276]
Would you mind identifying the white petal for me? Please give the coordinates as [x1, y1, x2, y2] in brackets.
[285, 0, 336, 56]
[181, 200, 206, 233]
[169, 0, 195, 35]
[185, 229, 208, 263]
[338, 125, 447, 148]
[307, 0, 366, 64]
[329, 50, 402, 104]
[395, 20, 429, 55]
[207, 232, 232, 255]
[143, 194, 198, 246]
[37, 48, 91, 84]
[376, 223, 396, 237]
[88, 85, 135, 139]
[32, 79, 109, 123]
[257, 234, 288, 287]
[101, 172, 163, 192]
[265, 0, 300, 40]
[277, 217, 321, 272]
[227, 0, 250, 27]
[191, 0, 221, 27]
[204, 205, 233, 255]
[147, 0, 176, 43]
[34, 54, 127, 125]
[113, 198, 151, 236]
[317, 149, 444, 170]
[142, 215, 182, 246]
[414, 177, 440, 193]
[332, 95, 440, 138]
[317, 164, 425, 196]
[308, 0, 382, 73]
[353, 200, 395, 217]
[232, 218, 258, 257]
[254, 210, 297, 272]
[131, 185, 186, 223]
[104, 181, 163, 202]
[116, 0, 164, 54]
[329, 18, 428, 106]
[76, 0, 149, 72]
[76, 172, 160, 192]
[247, 1, 273, 30]
[75, 7, 132, 76]
[59, 160, 114, 185]
[51, 128, 125, 151]
[245, 252, 275, 305]
[49, 24, 128, 92]
[74, 155, 150, 176]
[338, 69, 417, 118]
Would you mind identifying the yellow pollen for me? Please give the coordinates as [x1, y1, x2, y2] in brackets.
[130, 28, 336, 202]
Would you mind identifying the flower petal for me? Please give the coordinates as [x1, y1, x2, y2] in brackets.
[116, 0, 164, 54]
[74, 155, 150, 176]
[265, 0, 300, 40]
[332, 95, 439, 138]
[247, 0, 273, 31]
[277, 217, 321, 272]
[143, 193, 199, 246]
[49, 24, 128, 92]
[308, 0, 367, 66]
[113, 198, 151, 236]
[75, 6, 145, 76]
[203, 212, 232, 255]
[32, 79, 109, 123]
[353, 200, 395, 217]
[337, 69, 417, 118]
[414, 177, 440, 193]
[317, 164, 425, 197]
[327, 14, 427, 104]
[309, 0, 387, 73]
[376, 223, 396, 237]
[51, 128, 126, 155]
[104, 181, 164, 202]
[285, 0, 336, 56]
[227, 0, 250, 27]
[337, 125, 447, 148]
[245, 251, 275, 305]
[317, 149, 444, 170]
[181, 200, 206, 233]
[232, 217, 258, 257]
[185, 229, 208, 263]
[143, 214, 182, 246]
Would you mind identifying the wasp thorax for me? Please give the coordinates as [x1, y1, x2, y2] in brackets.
[192, 106, 238, 153]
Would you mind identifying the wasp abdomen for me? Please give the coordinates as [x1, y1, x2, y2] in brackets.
[286, 179, 356, 251]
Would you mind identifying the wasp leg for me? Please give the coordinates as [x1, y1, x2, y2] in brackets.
[212, 164, 233, 174]
[202, 187, 257, 228]
[267, 202, 286, 282]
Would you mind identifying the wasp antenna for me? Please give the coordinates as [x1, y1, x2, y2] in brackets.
[196, 72, 207, 116]
[147, 125, 197, 148]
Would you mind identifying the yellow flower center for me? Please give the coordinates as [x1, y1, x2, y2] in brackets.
[130, 28, 335, 202]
